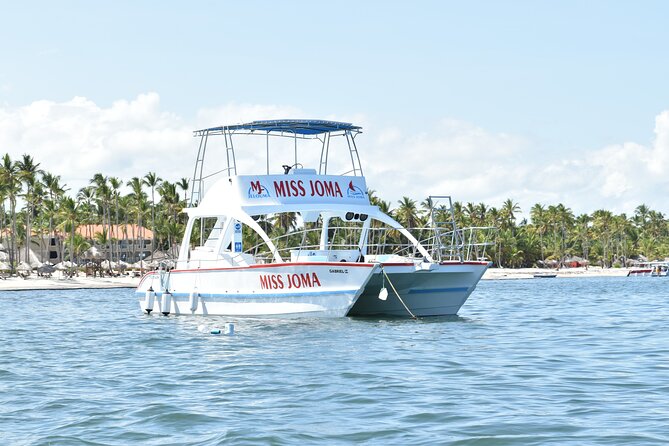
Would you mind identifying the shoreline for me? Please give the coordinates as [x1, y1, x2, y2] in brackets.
[482, 266, 630, 280]
[0, 266, 635, 291]
[0, 274, 141, 291]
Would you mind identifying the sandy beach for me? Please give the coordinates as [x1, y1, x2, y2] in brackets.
[0, 273, 141, 291]
[483, 266, 630, 280]
[0, 266, 633, 291]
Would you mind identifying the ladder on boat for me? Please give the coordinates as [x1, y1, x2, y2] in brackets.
[189, 128, 238, 207]
[428, 196, 464, 262]
[317, 129, 363, 176]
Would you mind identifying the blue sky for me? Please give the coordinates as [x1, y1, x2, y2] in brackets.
[1, 1, 669, 217]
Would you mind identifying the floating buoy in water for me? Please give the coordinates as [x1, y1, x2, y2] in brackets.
[197, 323, 235, 335]
[161, 291, 172, 316]
[224, 323, 234, 335]
[197, 323, 234, 335]
[143, 287, 155, 314]
[188, 290, 199, 312]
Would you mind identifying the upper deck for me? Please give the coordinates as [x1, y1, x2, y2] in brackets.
[195, 119, 361, 136]
[189, 119, 365, 206]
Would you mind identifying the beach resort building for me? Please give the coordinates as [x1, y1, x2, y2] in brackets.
[1, 224, 154, 266]
[75, 224, 154, 263]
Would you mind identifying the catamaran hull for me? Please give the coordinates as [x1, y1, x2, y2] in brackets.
[136, 263, 376, 317]
[347, 262, 489, 317]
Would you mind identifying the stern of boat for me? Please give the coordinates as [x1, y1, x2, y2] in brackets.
[348, 261, 489, 317]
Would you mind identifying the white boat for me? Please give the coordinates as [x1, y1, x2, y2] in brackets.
[627, 261, 669, 277]
[137, 120, 493, 317]
[533, 272, 557, 278]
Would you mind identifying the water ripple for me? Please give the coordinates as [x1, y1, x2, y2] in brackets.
[1, 278, 669, 444]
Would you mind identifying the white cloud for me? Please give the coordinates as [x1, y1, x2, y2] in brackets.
[355, 114, 669, 218]
[1, 93, 668, 218]
[0, 93, 191, 194]
[0, 94, 301, 195]
[195, 103, 304, 128]
[649, 110, 669, 174]
[362, 118, 532, 209]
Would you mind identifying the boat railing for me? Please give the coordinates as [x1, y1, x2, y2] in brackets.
[244, 225, 495, 263]
[189, 120, 364, 206]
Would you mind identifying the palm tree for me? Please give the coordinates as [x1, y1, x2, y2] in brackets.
[573, 214, 591, 261]
[127, 177, 147, 261]
[143, 172, 162, 253]
[420, 196, 435, 220]
[592, 209, 614, 267]
[90, 173, 114, 259]
[271, 212, 297, 234]
[633, 204, 650, 230]
[452, 201, 466, 228]
[530, 204, 547, 264]
[157, 180, 183, 251]
[109, 177, 122, 261]
[501, 199, 521, 233]
[30, 181, 47, 261]
[647, 210, 666, 239]
[544, 204, 573, 265]
[556, 204, 574, 264]
[0, 155, 21, 272]
[0, 180, 7, 258]
[461, 202, 475, 227]
[16, 154, 42, 264]
[58, 197, 79, 262]
[42, 172, 66, 262]
[486, 207, 504, 266]
[395, 197, 420, 229]
[177, 177, 189, 203]
[118, 194, 134, 262]
[76, 186, 97, 240]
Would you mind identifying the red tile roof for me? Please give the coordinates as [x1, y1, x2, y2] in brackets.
[75, 224, 153, 240]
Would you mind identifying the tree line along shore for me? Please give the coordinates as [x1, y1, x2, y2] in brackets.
[1, 152, 667, 274]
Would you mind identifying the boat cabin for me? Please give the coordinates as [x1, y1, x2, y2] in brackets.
[177, 120, 485, 270]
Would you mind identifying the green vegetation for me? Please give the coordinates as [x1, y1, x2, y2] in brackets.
[0, 154, 189, 272]
[1, 152, 668, 272]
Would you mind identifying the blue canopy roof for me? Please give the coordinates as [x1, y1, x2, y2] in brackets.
[198, 119, 361, 136]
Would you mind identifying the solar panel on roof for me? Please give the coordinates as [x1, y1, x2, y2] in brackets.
[198, 119, 362, 135]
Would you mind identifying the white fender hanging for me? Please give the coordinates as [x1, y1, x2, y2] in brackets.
[143, 287, 155, 314]
[188, 290, 199, 313]
[161, 291, 172, 316]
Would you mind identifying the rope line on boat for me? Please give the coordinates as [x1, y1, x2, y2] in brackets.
[381, 267, 417, 319]
[159, 262, 171, 292]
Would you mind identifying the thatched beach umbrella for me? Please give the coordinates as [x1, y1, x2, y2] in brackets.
[37, 264, 56, 275]
[132, 260, 149, 269]
[55, 261, 78, 270]
[83, 246, 102, 259]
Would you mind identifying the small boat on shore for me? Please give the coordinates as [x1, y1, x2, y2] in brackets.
[137, 120, 493, 317]
[533, 272, 557, 278]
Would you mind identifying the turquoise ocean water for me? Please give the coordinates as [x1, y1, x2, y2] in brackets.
[1, 277, 668, 445]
